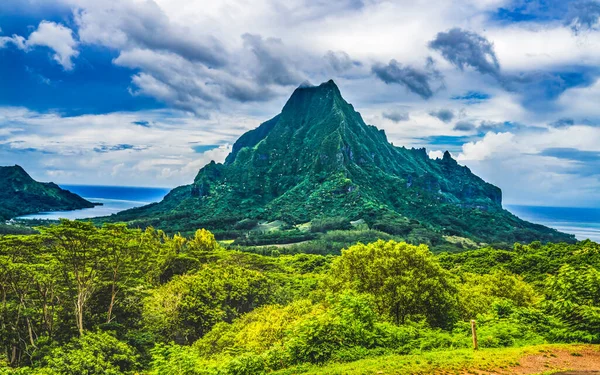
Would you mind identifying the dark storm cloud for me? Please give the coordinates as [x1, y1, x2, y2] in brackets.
[242, 33, 302, 86]
[453, 120, 476, 131]
[429, 28, 500, 77]
[372, 59, 440, 99]
[382, 110, 410, 122]
[429, 109, 455, 123]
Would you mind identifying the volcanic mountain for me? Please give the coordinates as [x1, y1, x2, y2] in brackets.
[0, 165, 95, 220]
[110, 80, 573, 245]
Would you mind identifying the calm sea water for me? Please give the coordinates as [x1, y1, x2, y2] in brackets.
[507, 205, 600, 242]
[17, 185, 171, 220]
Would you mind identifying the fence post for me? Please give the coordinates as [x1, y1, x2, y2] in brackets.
[471, 319, 478, 350]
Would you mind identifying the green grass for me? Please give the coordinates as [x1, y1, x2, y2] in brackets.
[273, 344, 591, 375]
[253, 220, 286, 232]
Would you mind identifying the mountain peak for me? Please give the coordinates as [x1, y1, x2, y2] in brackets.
[281, 79, 345, 119]
[109, 82, 575, 246]
[0, 165, 33, 181]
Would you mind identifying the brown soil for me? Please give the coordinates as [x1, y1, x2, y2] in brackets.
[458, 346, 600, 375]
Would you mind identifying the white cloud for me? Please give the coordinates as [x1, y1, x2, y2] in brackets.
[458, 132, 517, 161]
[27, 21, 79, 70]
[0, 21, 78, 70]
[428, 150, 444, 159]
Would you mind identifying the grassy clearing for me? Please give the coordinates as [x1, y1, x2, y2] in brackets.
[254, 220, 286, 232]
[274, 344, 599, 375]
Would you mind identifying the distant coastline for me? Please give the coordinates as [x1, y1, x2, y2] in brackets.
[507, 205, 600, 242]
[15, 186, 600, 243]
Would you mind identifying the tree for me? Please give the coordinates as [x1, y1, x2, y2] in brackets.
[97, 224, 153, 324]
[39, 220, 104, 336]
[329, 240, 458, 327]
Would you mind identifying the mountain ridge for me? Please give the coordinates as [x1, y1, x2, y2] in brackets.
[106, 80, 574, 246]
[0, 165, 95, 220]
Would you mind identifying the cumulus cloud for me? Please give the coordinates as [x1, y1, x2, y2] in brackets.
[429, 109, 455, 123]
[0, 21, 78, 70]
[27, 21, 79, 70]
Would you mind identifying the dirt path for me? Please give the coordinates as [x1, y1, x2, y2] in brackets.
[458, 346, 600, 375]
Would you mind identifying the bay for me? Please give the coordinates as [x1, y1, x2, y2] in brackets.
[17, 185, 171, 220]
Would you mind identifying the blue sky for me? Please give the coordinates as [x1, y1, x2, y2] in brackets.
[1, 0, 600, 207]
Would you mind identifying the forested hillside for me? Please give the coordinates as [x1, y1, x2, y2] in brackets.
[0, 165, 94, 220]
[0, 220, 597, 374]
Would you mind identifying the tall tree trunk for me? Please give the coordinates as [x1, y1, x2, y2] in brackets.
[75, 292, 85, 336]
[106, 268, 118, 323]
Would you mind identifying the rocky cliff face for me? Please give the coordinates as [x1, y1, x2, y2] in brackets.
[0, 165, 94, 220]
[108, 81, 573, 244]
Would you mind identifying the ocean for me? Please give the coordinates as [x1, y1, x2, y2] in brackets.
[16, 185, 171, 220]
[506, 205, 600, 242]
[16, 186, 600, 242]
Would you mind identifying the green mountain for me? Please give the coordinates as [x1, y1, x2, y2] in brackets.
[0, 165, 94, 220]
[109, 80, 574, 245]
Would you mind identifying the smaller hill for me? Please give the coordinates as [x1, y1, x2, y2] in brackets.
[0, 165, 94, 220]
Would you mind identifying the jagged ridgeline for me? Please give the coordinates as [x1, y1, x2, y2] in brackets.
[110, 80, 573, 244]
[0, 165, 94, 220]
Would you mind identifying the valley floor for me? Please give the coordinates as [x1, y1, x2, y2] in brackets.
[275, 345, 600, 375]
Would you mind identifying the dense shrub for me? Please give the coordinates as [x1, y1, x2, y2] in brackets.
[330, 240, 458, 328]
[144, 266, 276, 344]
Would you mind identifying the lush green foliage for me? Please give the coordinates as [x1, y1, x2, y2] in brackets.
[0, 166, 94, 220]
[329, 240, 458, 327]
[0, 221, 596, 374]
